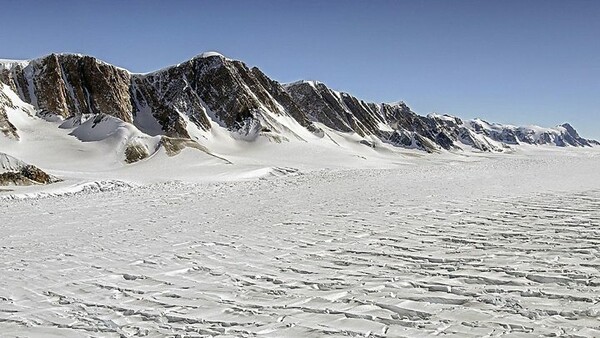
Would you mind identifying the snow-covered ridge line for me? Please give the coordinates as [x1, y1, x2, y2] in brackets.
[1, 50, 597, 175]
[0, 59, 31, 71]
[136, 50, 232, 76]
[0, 53, 131, 73]
[283, 80, 322, 88]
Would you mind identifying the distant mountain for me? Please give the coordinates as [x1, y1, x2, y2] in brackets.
[284, 80, 597, 152]
[0, 52, 596, 172]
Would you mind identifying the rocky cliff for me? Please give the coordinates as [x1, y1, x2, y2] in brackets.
[283, 81, 596, 152]
[0, 52, 596, 155]
[0, 85, 20, 140]
[131, 52, 321, 140]
[1, 54, 132, 121]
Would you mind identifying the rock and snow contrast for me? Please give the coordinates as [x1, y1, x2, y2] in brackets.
[0, 53, 597, 186]
[0, 152, 56, 186]
[0, 53, 596, 165]
[1, 53, 599, 337]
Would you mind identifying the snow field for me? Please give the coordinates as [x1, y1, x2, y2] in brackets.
[1, 151, 600, 337]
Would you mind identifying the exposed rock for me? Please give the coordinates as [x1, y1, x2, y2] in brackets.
[137, 54, 321, 140]
[0, 64, 31, 101]
[359, 139, 375, 148]
[282, 83, 465, 152]
[0, 153, 57, 186]
[160, 136, 209, 156]
[1, 54, 133, 121]
[469, 119, 594, 148]
[285, 81, 384, 136]
[0, 171, 32, 185]
[285, 80, 597, 152]
[19, 165, 55, 184]
[560, 123, 591, 147]
[250, 68, 321, 135]
[159, 136, 232, 164]
[0, 83, 19, 139]
[1, 53, 596, 153]
[124, 142, 150, 164]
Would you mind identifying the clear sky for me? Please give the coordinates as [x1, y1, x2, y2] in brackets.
[1, 0, 599, 139]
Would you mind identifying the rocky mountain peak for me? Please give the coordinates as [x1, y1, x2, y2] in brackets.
[132, 52, 321, 140]
[0, 51, 597, 157]
[561, 123, 579, 137]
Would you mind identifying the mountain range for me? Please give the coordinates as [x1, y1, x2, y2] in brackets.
[0, 52, 597, 184]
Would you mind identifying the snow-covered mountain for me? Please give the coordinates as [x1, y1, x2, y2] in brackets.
[0, 52, 597, 184]
[284, 80, 597, 152]
[0, 53, 321, 143]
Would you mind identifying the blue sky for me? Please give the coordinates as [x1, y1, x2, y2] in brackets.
[1, 0, 598, 138]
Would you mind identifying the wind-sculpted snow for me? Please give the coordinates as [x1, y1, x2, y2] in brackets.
[0, 180, 134, 200]
[1, 153, 599, 337]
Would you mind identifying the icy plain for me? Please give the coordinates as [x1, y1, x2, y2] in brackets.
[1, 147, 600, 337]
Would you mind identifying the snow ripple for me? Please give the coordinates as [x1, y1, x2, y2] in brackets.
[1, 159, 600, 337]
[0, 180, 134, 201]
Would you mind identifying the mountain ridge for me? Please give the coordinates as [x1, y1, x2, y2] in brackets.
[1, 52, 597, 163]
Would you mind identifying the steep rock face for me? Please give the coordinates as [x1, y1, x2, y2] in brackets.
[0, 83, 20, 139]
[135, 54, 319, 139]
[284, 81, 597, 152]
[0, 64, 31, 103]
[558, 123, 592, 147]
[1, 52, 597, 154]
[1, 54, 133, 121]
[249, 68, 319, 134]
[283, 82, 467, 152]
[381, 105, 463, 151]
[285, 81, 386, 136]
[3, 53, 323, 140]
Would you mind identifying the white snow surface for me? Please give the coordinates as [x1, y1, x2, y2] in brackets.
[1, 148, 600, 337]
[469, 118, 569, 143]
[197, 51, 225, 58]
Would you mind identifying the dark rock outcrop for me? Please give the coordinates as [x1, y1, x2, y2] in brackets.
[1, 54, 133, 121]
[1, 52, 596, 153]
[124, 143, 150, 164]
[0, 165, 55, 185]
[0, 83, 20, 140]
[284, 81, 385, 136]
[135, 54, 321, 139]
[284, 80, 597, 152]
[2, 53, 325, 140]
[0, 153, 57, 186]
